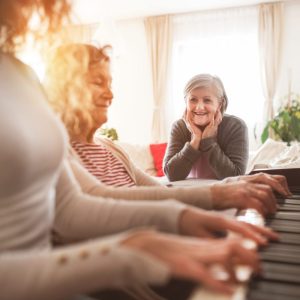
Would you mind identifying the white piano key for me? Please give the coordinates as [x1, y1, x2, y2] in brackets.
[188, 209, 264, 300]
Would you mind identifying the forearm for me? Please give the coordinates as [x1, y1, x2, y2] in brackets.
[133, 166, 162, 186]
[55, 195, 186, 242]
[164, 142, 201, 181]
[71, 157, 211, 208]
[0, 233, 169, 300]
[55, 160, 187, 242]
[87, 183, 212, 210]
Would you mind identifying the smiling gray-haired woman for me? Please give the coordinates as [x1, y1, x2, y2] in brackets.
[164, 73, 249, 181]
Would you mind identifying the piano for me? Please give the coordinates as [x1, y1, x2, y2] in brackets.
[189, 167, 300, 300]
[96, 168, 300, 300]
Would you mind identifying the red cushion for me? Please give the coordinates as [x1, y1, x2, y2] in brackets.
[149, 143, 167, 177]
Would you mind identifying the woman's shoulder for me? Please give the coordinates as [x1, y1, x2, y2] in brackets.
[221, 114, 247, 128]
[1, 53, 38, 81]
[171, 118, 186, 130]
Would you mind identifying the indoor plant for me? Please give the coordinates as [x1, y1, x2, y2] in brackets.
[261, 94, 300, 145]
[98, 126, 119, 141]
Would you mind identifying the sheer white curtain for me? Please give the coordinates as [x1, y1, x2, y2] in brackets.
[167, 6, 264, 150]
[259, 2, 284, 123]
[144, 15, 173, 142]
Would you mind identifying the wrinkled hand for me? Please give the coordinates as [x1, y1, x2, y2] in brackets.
[123, 230, 260, 294]
[184, 111, 202, 138]
[184, 111, 203, 150]
[202, 109, 222, 139]
[178, 207, 278, 245]
[224, 172, 292, 198]
[211, 180, 279, 215]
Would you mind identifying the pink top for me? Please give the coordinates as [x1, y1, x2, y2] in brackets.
[188, 155, 217, 180]
[71, 141, 136, 187]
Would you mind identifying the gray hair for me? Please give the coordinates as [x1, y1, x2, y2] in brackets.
[183, 74, 228, 114]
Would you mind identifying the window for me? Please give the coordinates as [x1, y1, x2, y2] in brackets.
[166, 6, 264, 150]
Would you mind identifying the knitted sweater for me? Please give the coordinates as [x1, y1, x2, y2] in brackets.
[163, 116, 249, 181]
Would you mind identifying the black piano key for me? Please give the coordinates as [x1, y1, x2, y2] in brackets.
[266, 219, 300, 233]
[276, 198, 300, 205]
[277, 204, 300, 212]
[245, 181, 300, 299]
[247, 289, 300, 300]
[260, 251, 300, 264]
[276, 195, 300, 204]
[268, 211, 300, 221]
[259, 243, 300, 264]
[285, 198, 300, 204]
[262, 242, 300, 252]
[278, 232, 300, 245]
[288, 192, 300, 199]
[249, 280, 300, 297]
[256, 261, 300, 283]
[289, 187, 300, 194]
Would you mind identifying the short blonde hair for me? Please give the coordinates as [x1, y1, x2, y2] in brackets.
[44, 43, 110, 141]
[184, 74, 228, 114]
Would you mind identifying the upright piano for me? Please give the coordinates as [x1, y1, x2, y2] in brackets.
[189, 167, 300, 300]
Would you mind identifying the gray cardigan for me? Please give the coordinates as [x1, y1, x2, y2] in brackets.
[163, 114, 249, 181]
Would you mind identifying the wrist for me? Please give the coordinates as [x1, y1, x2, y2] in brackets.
[210, 184, 221, 209]
[190, 136, 201, 150]
[121, 229, 158, 250]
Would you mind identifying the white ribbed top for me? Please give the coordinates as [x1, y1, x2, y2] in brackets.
[0, 54, 65, 251]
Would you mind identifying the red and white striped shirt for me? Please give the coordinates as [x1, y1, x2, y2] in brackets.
[71, 141, 136, 187]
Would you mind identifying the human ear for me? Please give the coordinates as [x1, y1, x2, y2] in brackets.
[218, 100, 223, 112]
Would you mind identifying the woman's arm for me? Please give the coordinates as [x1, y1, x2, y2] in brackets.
[204, 117, 248, 179]
[163, 120, 202, 181]
[0, 231, 169, 300]
[69, 156, 212, 210]
[131, 163, 163, 186]
[54, 160, 187, 243]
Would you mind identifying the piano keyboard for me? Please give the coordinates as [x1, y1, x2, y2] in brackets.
[190, 191, 300, 300]
[246, 191, 300, 300]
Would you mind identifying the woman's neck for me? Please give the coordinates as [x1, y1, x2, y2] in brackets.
[70, 127, 98, 144]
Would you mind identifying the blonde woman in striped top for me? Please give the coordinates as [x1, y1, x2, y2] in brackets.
[46, 44, 160, 189]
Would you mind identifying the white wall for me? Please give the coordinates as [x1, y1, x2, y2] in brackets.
[99, 1, 300, 144]
[97, 18, 154, 144]
[276, 0, 300, 109]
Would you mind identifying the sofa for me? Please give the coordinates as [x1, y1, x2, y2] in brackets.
[116, 141, 168, 177]
[117, 139, 300, 178]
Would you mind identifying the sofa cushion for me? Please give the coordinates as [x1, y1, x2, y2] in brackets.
[116, 141, 157, 176]
[149, 143, 168, 177]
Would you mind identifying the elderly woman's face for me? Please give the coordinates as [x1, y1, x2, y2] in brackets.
[186, 86, 220, 127]
[87, 61, 113, 128]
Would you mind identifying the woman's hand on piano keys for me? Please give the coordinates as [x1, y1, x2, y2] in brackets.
[223, 172, 292, 198]
[123, 230, 260, 294]
[211, 180, 279, 215]
[178, 207, 279, 245]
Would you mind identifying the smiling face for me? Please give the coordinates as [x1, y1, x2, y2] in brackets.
[186, 86, 220, 127]
[87, 60, 113, 130]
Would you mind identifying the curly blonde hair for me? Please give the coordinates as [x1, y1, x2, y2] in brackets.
[0, 0, 71, 53]
[44, 43, 111, 142]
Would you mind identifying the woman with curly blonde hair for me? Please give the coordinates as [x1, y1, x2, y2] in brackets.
[45, 43, 162, 188]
